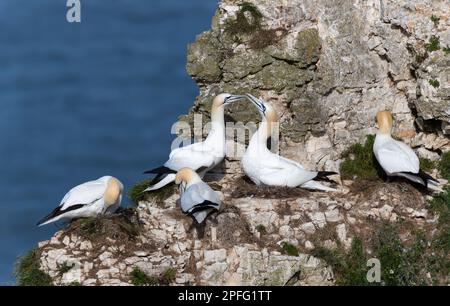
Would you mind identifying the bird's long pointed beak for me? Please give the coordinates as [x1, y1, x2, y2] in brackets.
[225, 95, 247, 104]
[246, 93, 266, 114]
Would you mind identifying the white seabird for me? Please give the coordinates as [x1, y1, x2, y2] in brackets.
[143, 93, 246, 192]
[242, 94, 338, 192]
[175, 167, 221, 225]
[373, 110, 441, 191]
[37, 176, 124, 226]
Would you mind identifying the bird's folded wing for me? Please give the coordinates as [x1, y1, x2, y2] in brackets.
[376, 141, 420, 174]
[165, 146, 216, 171]
[278, 155, 305, 169]
[256, 155, 293, 174]
[59, 180, 107, 210]
[180, 183, 220, 213]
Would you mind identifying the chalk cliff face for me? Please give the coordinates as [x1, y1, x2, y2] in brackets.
[34, 0, 450, 286]
[185, 0, 450, 169]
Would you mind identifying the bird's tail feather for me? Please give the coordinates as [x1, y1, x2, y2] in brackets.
[37, 204, 85, 227]
[143, 173, 176, 192]
[399, 171, 440, 190]
[314, 171, 338, 183]
[301, 180, 338, 192]
[316, 171, 338, 178]
[143, 166, 176, 175]
[37, 207, 63, 227]
[418, 170, 439, 185]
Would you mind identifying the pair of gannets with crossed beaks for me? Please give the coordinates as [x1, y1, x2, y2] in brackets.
[37, 176, 124, 226]
[243, 94, 338, 192]
[143, 93, 246, 192]
[374, 111, 442, 192]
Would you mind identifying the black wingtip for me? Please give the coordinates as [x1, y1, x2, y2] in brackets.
[143, 166, 176, 175]
[317, 171, 338, 177]
[419, 170, 439, 184]
[314, 171, 338, 183]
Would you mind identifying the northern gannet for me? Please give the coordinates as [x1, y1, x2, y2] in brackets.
[242, 94, 338, 192]
[143, 93, 246, 192]
[175, 167, 221, 225]
[373, 110, 441, 191]
[37, 176, 123, 226]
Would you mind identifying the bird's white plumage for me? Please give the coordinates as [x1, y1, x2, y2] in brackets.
[373, 111, 441, 191]
[59, 177, 109, 210]
[179, 181, 221, 224]
[144, 94, 246, 192]
[242, 95, 337, 192]
[373, 134, 419, 175]
[38, 176, 123, 226]
[165, 142, 217, 171]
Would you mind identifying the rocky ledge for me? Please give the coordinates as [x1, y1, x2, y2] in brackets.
[32, 174, 448, 286]
[20, 0, 450, 286]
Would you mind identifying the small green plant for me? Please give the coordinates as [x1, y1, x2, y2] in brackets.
[130, 267, 177, 286]
[225, 2, 263, 35]
[128, 179, 151, 204]
[255, 224, 267, 235]
[281, 242, 299, 256]
[130, 267, 158, 286]
[419, 158, 435, 172]
[67, 281, 82, 286]
[430, 15, 440, 27]
[313, 237, 368, 286]
[415, 53, 427, 64]
[428, 188, 450, 253]
[129, 179, 175, 205]
[429, 79, 440, 88]
[443, 46, 450, 55]
[340, 135, 383, 180]
[425, 36, 440, 52]
[58, 262, 74, 276]
[160, 268, 177, 285]
[438, 151, 450, 180]
[14, 248, 53, 286]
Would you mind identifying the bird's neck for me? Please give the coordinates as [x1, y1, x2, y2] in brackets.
[249, 120, 271, 151]
[186, 176, 202, 188]
[205, 105, 225, 144]
[376, 130, 392, 139]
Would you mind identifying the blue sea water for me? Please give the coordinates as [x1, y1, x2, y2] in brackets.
[0, 0, 217, 284]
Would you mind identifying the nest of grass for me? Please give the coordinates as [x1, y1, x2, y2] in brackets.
[216, 206, 259, 248]
[64, 208, 141, 243]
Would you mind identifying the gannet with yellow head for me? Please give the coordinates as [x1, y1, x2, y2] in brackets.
[175, 167, 221, 225]
[37, 176, 124, 226]
[242, 94, 338, 192]
[373, 110, 441, 190]
[143, 93, 246, 192]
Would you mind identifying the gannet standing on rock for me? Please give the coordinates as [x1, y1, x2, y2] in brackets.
[175, 167, 221, 225]
[242, 94, 338, 192]
[373, 110, 441, 191]
[37, 176, 123, 226]
[143, 94, 246, 192]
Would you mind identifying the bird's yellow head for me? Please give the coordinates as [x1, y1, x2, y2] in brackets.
[175, 168, 199, 185]
[211, 93, 246, 110]
[376, 111, 393, 135]
[246, 94, 279, 135]
[104, 176, 123, 206]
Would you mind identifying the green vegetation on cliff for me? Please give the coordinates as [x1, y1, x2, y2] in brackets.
[340, 135, 382, 180]
[14, 248, 53, 286]
[130, 267, 177, 286]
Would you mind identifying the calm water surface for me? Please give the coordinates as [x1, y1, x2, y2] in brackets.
[0, 0, 217, 284]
